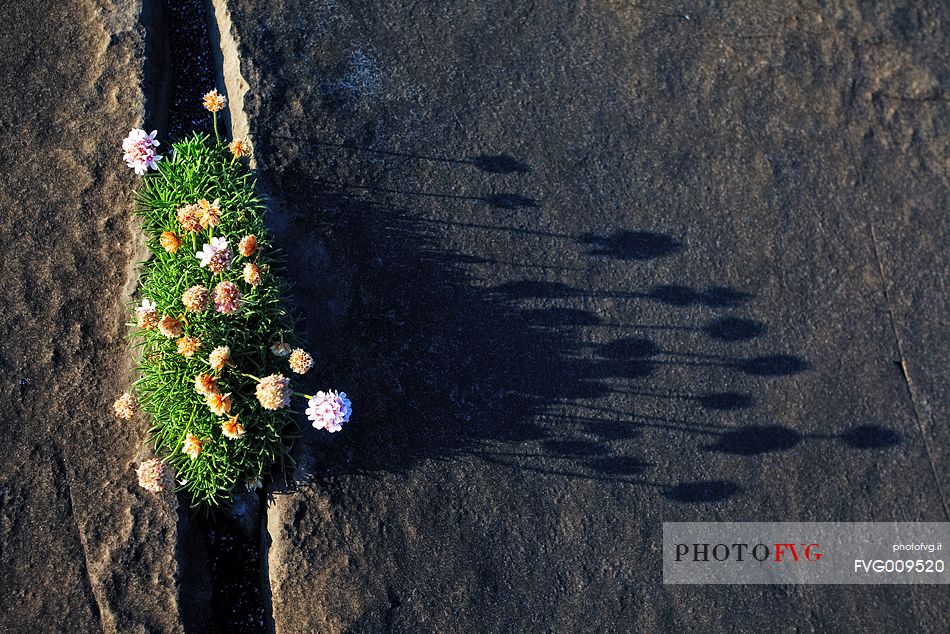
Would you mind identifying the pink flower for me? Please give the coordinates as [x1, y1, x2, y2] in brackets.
[196, 237, 231, 273]
[306, 390, 352, 433]
[122, 129, 162, 175]
[136, 458, 173, 493]
[213, 281, 242, 314]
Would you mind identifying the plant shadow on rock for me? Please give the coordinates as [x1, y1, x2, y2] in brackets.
[262, 144, 902, 507]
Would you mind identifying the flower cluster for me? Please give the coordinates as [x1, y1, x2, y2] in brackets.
[161, 232, 180, 253]
[306, 390, 352, 433]
[289, 348, 313, 374]
[213, 280, 242, 314]
[177, 204, 202, 232]
[123, 129, 162, 174]
[116, 90, 352, 505]
[197, 236, 232, 273]
[255, 374, 292, 410]
[182, 285, 209, 312]
[136, 298, 158, 330]
[114, 392, 138, 420]
[203, 90, 227, 113]
[136, 459, 173, 493]
[229, 139, 251, 158]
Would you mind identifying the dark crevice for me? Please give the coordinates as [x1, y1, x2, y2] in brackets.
[141, 0, 270, 631]
[166, 0, 214, 141]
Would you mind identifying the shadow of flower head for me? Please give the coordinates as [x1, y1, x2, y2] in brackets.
[840, 425, 901, 449]
[704, 425, 803, 455]
[469, 154, 531, 174]
[580, 231, 683, 260]
[664, 480, 741, 503]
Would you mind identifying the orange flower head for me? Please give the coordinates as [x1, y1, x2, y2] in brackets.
[157, 315, 183, 339]
[288, 348, 313, 375]
[203, 90, 227, 112]
[194, 373, 218, 396]
[207, 391, 232, 416]
[209, 346, 231, 371]
[243, 262, 262, 286]
[135, 298, 159, 330]
[176, 335, 202, 357]
[197, 198, 221, 229]
[113, 392, 138, 419]
[182, 285, 209, 312]
[160, 231, 181, 254]
[229, 139, 251, 158]
[176, 203, 202, 233]
[255, 374, 292, 410]
[222, 414, 245, 440]
[182, 434, 204, 460]
[238, 235, 257, 257]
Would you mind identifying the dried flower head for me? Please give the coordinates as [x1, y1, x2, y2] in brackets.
[194, 373, 218, 396]
[135, 298, 159, 330]
[255, 374, 292, 410]
[160, 231, 181, 254]
[288, 348, 313, 375]
[176, 203, 202, 233]
[213, 281, 242, 314]
[238, 235, 257, 257]
[136, 458, 173, 493]
[229, 139, 251, 158]
[222, 414, 245, 440]
[270, 341, 291, 357]
[157, 315, 183, 338]
[208, 346, 231, 371]
[206, 391, 232, 416]
[182, 285, 209, 312]
[243, 262, 262, 286]
[197, 236, 232, 273]
[197, 198, 221, 229]
[122, 129, 162, 175]
[176, 335, 202, 357]
[306, 390, 352, 433]
[182, 434, 204, 460]
[203, 89, 227, 112]
[113, 392, 138, 419]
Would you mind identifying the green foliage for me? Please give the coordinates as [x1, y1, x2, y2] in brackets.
[131, 133, 298, 505]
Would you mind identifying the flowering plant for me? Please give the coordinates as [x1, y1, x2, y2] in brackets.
[117, 90, 351, 505]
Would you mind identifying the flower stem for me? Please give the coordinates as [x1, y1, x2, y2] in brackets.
[213, 112, 219, 144]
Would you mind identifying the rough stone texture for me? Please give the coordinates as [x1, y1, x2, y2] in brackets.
[219, 1, 949, 631]
[0, 1, 184, 632]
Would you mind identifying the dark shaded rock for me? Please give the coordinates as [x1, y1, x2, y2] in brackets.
[217, 0, 950, 631]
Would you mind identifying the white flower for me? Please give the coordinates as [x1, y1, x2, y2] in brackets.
[306, 390, 352, 433]
[122, 129, 162, 175]
[122, 128, 160, 151]
[196, 236, 231, 273]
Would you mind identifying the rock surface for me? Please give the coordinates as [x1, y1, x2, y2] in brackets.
[0, 1, 185, 631]
[230, 0, 948, 631]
